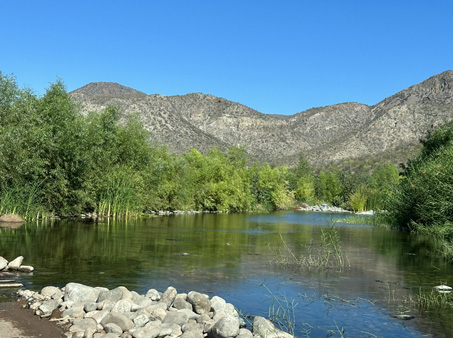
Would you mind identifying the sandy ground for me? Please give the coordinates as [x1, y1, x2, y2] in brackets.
[0, 300, 64, 338]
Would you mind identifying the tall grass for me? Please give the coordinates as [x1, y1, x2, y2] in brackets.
[0, 183, 45, 220]
[270, 225, 348, 271]
[96, 167, 144, 219]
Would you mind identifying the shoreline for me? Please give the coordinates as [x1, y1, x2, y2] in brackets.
[13, 282, 293, 338]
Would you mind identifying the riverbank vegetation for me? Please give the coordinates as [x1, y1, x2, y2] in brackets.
[0, 74, 404, 219]
[385, 120, 453, 258]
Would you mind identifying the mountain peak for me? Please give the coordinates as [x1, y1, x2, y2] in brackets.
[70, 82, 146, 97]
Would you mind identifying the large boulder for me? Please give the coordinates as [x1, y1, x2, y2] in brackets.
[7, 256, 23, 270]
[209, 316, 240, 338]
[64, 282, 100, 304]
[0, 257, 8, 270]
[252, 316, 293, 338]
[187, 291, 211, 315]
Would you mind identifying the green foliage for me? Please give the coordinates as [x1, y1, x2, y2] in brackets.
[315, 170, 343, 206]
[387, 121, 453, 239]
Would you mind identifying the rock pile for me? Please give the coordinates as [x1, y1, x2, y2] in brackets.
[0, 255, 34, 273]
[17, 283, 293, 338]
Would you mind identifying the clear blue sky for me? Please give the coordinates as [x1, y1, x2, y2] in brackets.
[1, 1, 451, 115]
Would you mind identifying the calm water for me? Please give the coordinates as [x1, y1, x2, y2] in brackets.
[1, 211, 452, 337]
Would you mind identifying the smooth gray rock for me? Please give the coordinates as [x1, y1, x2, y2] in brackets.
[131, 326, 160, 338]
[252, 316, 293, 338]
[213, 303, 238, 321]
[187, 291, 211, 315]
[18, 265, 34, 273]
[159, 322, 182, 337]
[101, 312, 134, 332]
[161, 286, 177, 308]
[162, 310, 189, 326]
[145, 289, 160, 301]
[41, 286, 63, 300]
[0, 257, 8, 270]
[85, 302, 98, 312]
[38, 299, 60, 317]
[112, 298, 134, 315]
[85, 309, 110, 324]
[7, 256, 23, 270]
[105, 322, 123, 335]
[69, 318, 98, 335]
[209, 316, 240, 338]
[173, 297, 193, 310]
[133, 313, 150, 327]
[237, 328, 253, 338]
[62, 303, 85, 319]
[99, 334, 121, 338]
[99, 299, 116, 311]
[178, 308, 200, 321]
[147, 307, 167, 321]
[210, 296, 226, 312]
[64, 282, 100, 304]
[182, 320, 204, 334]
[98, 288, 124, 303]
[181, 329, 204, 338]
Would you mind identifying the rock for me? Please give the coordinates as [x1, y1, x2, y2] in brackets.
[0, 213, 25, 223]
[17, 265, 34, 272]
[187, 291, 211, 315]
[69, 318, 98, 336]
[64, 282, 100, 304]
[252, 316, 293, 338]
[145, 288, 161, 301]
[104, 322, 123, 335]
[209, 316, 240, 338]
[237, 328, 253, 338]
[7, 256, 23, 270]
[178, 308, 200, 321]
[174, 297, 193, 310]
[85, 310, 110, 324]
[101, 312, 134, 332]
[41, 286, 63, 299]
[0, 257, 8, 270]
[159, 322, 182, 337]
[39, 299, 60, 317]
[433, 285, 452, 293]
[162, 310, 189, 326]
[112, 298, 134, 316]
[132, 313, 150, 327]
[99, 334, 121, 338]
[99, 288, 126, 303]
[62, 303, 85, 319]
[161, 286, 177, 308]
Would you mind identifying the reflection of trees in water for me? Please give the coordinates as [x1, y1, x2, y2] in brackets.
[1, 213, 453, 336]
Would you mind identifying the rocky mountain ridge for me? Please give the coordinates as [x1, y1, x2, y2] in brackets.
[70, 71, 453, 167]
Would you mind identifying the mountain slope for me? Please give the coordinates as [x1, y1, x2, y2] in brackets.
[70, 71, 453, 166]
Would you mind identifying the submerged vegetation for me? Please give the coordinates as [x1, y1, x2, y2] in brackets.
[270, 226, 348, 272]
[0, 73, 403, 219]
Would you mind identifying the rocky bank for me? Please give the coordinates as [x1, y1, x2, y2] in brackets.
[16, 283, 293, 338]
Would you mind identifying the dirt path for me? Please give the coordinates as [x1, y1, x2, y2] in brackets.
[0, 300, 64, 338]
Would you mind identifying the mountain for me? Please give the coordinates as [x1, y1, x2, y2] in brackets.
[70, 71, 453, 167]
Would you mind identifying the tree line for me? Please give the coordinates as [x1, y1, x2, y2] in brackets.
[0, 73, 413, 220]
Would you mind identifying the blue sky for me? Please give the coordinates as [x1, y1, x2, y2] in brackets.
[1, 1, 451, 115]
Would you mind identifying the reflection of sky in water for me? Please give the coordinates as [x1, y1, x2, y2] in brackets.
[248, 211, 373, 228]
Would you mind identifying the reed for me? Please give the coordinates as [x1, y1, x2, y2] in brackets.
[270, 225, 348, 272]
[0, 183, 45, 220]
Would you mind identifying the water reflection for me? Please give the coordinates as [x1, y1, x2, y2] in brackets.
[0, 212, 452, 337]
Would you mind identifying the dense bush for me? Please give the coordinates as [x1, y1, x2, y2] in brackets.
[388, 121, 453, 233]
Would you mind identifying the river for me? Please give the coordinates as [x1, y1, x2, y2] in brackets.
[1, 211, 452, 337]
